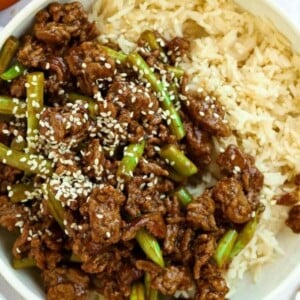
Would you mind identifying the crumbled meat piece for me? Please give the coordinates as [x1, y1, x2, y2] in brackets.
[184, 94, 230, 137]
[66, 41, 115, 95]
[217, 144, 264, 193]
[0, 163, 22, 193]
[39, 103, 90, 147]
[184, 120, 212, 167]
[34, 2, 98, 45]
[213, 177, 252, 224]
[163, 225, 194, 263]
[196, 263, 229, 300]
[42, 267, 90, 300]
[164, 196, 185, 224]
[276, 190, 299, 206]
[81, 139, 105, 179]
[10, 75, 26, 98]
[137, 160, 169, 177]
[167, 37, 190, 64]
[122, 212, 166, 241]
[193, 234, 216, 279]
[286, 205, 300, 233]
[0, 196, 25, 231]
[187, 190, 217, 231]
[88, 186, 125, 245]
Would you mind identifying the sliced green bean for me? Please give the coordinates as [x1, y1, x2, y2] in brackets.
[130, 282, 145, 300]
[117, 140, 145, 179]
[136, 229, 164, 268]
[9, 183, 35, 203]
[100, 45, 127, 63]
[230, 215, 259, 260]
[159, 144, 198, 177]
[26, 72, 44, 153]
[0, 96, 26, 116]
[12, 257, 36, 269]
[0, 36, 19, 74]
[126, 52, 185, 140]
[0, 142, 52, 176]
[144, 273, 158, 300]
[213, 229, 238, 268]
[166, 66, 184, 79]
[67, 92, 98, 118]
[0, 62, 25, 81]
[174, 187, 193, 206]
[10, 136, 26, 151]
[46, 184, 65, 229]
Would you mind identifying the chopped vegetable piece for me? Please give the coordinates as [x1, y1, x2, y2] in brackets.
[100, 45, 127, 63]
[0, 142, 52, 176]
[166, 65, 184, 78]
[144, 273, 158, 300]
[12, 257, 36, 269]
[9, 183, 35, 203]
[136, 229, 164, 268]
[0, 36, 19, 74]
[167, 168, 187, 183]
[117, 140, 145, 179]
[10, 136, 26, 151]
[130, 282, 145, 300]
[213, 229, 238, 268]
[68, 92, 98, 117]
[126, 52, 185, 140]
[230, 215, 259, 259]
[0, 62, 25, 81]
[174, 186, 193, 206]
[0, 96, 26, 116]
[46, 184, 65, 229]
[26, 72, 44, 153]
[159, 144, 198, 177]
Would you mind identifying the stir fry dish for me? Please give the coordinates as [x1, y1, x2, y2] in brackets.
[0, 2, 298, 300]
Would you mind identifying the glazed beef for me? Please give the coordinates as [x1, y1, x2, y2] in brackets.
[286, 205, 300, 233]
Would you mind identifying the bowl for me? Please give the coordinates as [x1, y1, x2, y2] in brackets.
[0, 0, 299, 299]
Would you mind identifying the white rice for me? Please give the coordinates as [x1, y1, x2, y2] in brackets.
[89, 0, 300, 290]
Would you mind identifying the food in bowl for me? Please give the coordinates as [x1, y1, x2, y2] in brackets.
[0, 0, 299, 299]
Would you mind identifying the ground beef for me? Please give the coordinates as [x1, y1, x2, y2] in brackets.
[286, 205, 300, 233]
[167, 37, 190, 64]
[196, 263, 229, 300]
[42, 267, 90, 300]
[184, 94, 230, 137]
[184, 120, 212, 167]
[88, 186, 125, 245]
[213, 177, 252, 224]
[0, 163, 22, 193]
[34, 2, 98, 45]
[217, 144, 264, 193]
[66, 41, 116, 95]
[187, 190, 217, 231]
[276, 191, 299, 206]
[10, 75, 27, 98]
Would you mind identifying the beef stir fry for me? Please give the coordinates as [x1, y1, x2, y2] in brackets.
[0, 2, 270, 300]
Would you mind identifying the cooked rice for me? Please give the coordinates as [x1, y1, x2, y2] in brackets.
[89, 0, 300, 291]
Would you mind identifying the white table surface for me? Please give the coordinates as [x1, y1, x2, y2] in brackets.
[0, 0, 300, 299]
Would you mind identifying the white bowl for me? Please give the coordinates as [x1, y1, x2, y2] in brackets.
[0, 0, 299, 299]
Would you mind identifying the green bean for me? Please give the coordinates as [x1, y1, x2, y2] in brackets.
[0, 96, 26, 116]
[0, 62, 25, 81]
[9, 183, 35, 203]
[174, 187, 193, 206]
[230, 215, 259, 260]
[213, 229, 238, 268]
[46, 184, 65, 229]
[12, 257, 36, 269]
[0, 142, 52, 176]
[10, 136, 26, 151]
[159, 144, 198, 177]
[126, 52, 185, 140]
[166, 66, 184, 79]
[0, 36, 19, 74]
[136, 229, 164, 268]
[130, 282, 145, 300]
[117, 140, 145, 179]
[67, 92, 98, 118]
[26, 72, 44, 153]
[100, 45, 127, 63]
[144, 273, 158, 300]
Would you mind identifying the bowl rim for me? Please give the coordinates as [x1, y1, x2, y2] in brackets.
[0, 0, 300, 299]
